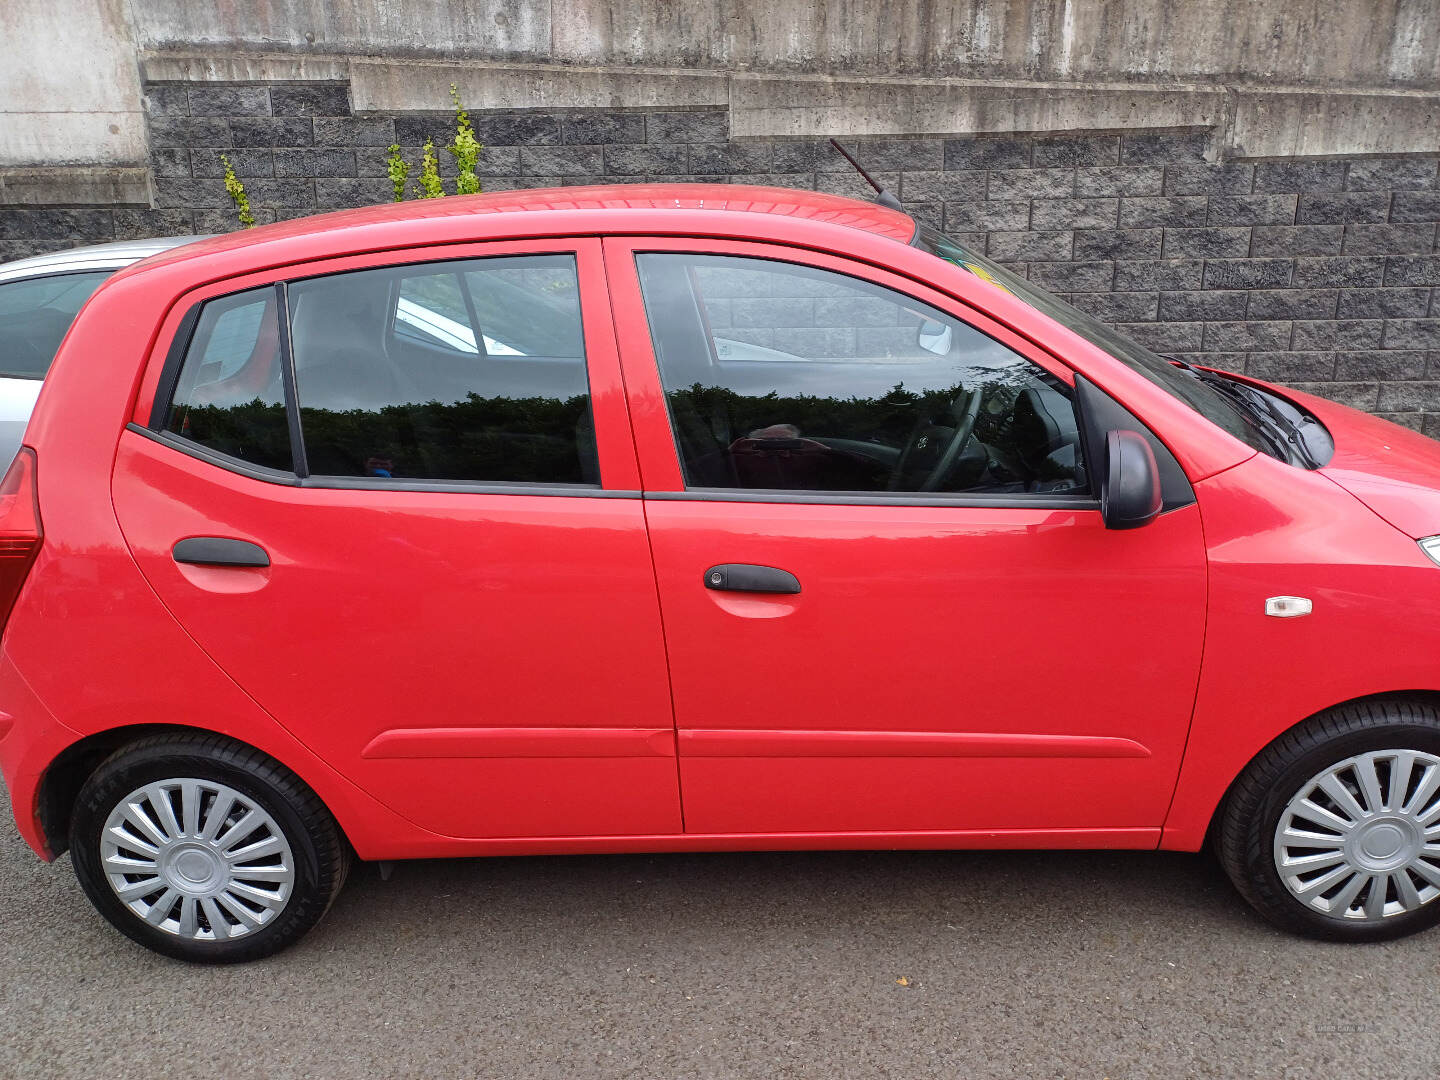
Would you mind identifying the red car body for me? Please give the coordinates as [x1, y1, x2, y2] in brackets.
[4, 184, 1440, 865]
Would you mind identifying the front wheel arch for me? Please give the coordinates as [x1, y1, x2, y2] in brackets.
[1201, 690, 1440, 854]
[1212, 693, 1440, 939]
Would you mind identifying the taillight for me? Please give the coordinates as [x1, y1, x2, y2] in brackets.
[0, 447, 42, 633]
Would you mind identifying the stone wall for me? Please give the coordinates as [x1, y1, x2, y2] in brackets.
[3, 78, 1440, 434]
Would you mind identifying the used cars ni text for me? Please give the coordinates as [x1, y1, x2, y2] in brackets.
[3, 185, 1440, 961]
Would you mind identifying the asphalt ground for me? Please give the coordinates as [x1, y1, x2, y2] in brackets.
[0, 775, 1436, 1079]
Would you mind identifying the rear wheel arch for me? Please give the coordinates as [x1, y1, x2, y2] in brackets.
[37, 723, 353, 861]
[67, 730, 351, 962]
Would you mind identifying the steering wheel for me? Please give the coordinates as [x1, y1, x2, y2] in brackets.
[889, 388, 984, 493]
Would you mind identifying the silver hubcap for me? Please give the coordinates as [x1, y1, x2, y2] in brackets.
[100, 778, 295, 941]
[1274, 749, 1440, 921]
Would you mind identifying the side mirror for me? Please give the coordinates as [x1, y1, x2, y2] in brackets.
[916, 319, 952, 356]
[1101, 429, 1162, 530]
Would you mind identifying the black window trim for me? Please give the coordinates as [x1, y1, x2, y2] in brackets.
[299, 475, 629, 496]
[643, 487, 1100, 510]
[144, 253, 613, 495]
[126, 423, 636, 498]
[128, 422, 1097, 508]
[130, 423, 302, 486]
[275, 280, 309, 479]
[147, 301, 203, 430]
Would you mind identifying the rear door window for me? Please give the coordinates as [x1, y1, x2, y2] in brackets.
[286, 254, 595, 483]
[157, 254, 599, 486]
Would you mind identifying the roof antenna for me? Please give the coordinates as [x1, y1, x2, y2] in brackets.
[829, 139, 904, 212]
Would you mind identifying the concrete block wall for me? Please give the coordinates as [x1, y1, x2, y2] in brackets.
[4, 79, 1440, 434]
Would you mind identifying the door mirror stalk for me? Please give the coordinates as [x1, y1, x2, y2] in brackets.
[1073, 374, 1164, 531]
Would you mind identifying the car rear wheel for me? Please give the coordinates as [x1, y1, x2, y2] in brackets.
[1219, 698, 1440, 941]
[69, 734, 348, 963]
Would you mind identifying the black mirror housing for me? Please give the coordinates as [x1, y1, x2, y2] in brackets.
[1102, 429, 1163, 529]
[1072, 373, 1188, 529]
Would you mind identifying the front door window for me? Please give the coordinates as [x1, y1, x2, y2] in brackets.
[635, 253, 1086, 497]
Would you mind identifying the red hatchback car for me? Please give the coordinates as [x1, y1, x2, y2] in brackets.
[5, 184, 1440, 962]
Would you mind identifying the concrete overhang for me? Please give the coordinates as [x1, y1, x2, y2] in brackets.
[139, 52, 1440, 163]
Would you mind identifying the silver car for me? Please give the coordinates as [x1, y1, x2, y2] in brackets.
[0, 237, 205, 467]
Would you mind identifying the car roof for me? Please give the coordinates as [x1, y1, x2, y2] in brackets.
[0, 236, 208, 284]
[126, 184, 917, 279]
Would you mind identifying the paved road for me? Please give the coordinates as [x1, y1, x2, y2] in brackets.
[0, 777, 1436, 1079]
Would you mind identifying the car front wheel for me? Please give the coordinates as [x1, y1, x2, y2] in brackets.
[69, 733, 349, 963]
[1219, 698, 1440, 941]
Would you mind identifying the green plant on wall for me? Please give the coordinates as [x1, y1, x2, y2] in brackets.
[385, 144, 411, 203]
[384, 86, 483, 201]
[415, 139, 445, 199]
[219, 154, 255, 227]
[447, 83, 482, 195]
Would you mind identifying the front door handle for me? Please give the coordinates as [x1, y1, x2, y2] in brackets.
[172, 537, 270, 568]
[703, 564, 801, 594]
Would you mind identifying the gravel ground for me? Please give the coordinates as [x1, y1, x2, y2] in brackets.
[0, 775, 1436, 1079]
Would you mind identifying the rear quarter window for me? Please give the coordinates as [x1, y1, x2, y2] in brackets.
[163, 287, 292, 472]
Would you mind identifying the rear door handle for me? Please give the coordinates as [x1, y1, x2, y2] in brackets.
[172, 537, 270, 568]
[703, 564, 801, 594]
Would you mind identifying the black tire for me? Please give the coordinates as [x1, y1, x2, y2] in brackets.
[70, 733, 349, 963]
[1218, 697, 1440, 942]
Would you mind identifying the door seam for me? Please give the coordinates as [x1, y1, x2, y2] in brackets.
[638, 497, 688, 832]
[1156, 492, 1214, 847]
[598, 236, 687, 830]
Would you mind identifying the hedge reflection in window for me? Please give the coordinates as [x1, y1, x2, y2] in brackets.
[286, 254, 597, 484]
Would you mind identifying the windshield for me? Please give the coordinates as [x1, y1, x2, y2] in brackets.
[0, 270, 112, 378]
[912, 223, 1282, 458]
